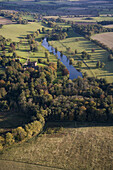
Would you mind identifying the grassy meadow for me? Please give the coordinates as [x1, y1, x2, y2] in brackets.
[0, 123, 113, 170]
[0, 22, 57, 64]
[0, 22, 43, 42]
[49, 29, 113, 83]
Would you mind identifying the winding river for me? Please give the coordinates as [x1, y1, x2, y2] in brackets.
[42, 38, 82, 80]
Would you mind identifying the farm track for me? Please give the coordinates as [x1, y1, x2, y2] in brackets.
[0, 159, 64, 170]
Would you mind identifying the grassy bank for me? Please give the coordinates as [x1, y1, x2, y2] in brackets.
[49, 29, 113, 82]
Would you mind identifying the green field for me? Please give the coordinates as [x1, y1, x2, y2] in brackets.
[0, 122, 113, 170]
[22, 15, 34, 20]
[0, 22, 113, 82]
[0, 22, 43, 42]
[49, 29, 113, 83]
[0, 22, 57, 64]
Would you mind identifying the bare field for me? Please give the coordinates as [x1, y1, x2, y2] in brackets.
[104, 24, 113, 28]
[0, 123, 113, 170]
[0, 16, 14, 25]
[92, 32, 113, 49]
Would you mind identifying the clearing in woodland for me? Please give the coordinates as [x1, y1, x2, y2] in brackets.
[0, 112, 30, 135]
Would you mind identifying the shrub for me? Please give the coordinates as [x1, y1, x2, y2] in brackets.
[12, 127, 27, 141]
[25, 121, 42, 137]
[5, 132, 15, 145]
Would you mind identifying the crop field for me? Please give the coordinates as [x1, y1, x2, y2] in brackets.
[92, 32, 113, 49]
[0, 123, 113, 170]
[49, 29, 113, 82]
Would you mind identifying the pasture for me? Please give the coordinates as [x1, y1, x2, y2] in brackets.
[92, 32, 113, 49]
[0, 122, 113, 170]
[49, 29, 113, 82]
[0, 22, 43, 42]
[0, 22, 57, 64]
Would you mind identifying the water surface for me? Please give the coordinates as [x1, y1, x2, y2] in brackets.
[42, 38, 82, 80]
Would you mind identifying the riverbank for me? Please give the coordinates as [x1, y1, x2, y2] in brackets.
[42, 38, 82, 80]
[48, 29, 112, 83]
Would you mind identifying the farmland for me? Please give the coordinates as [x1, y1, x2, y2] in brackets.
[0, 0, 113, 16]
[0, 22, 58, 64]
[0, 1, 113, 169]
[44, 15, 113, 24]
[49, 29, 113, 83]
[0, 22, 43, 42]
[1, 21, 113, 82]
[104, 25, 113, 28]
[92, 32, 113, 49]
[0, 123, 113, 170]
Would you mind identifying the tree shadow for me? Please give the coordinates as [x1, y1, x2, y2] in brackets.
[19, 49, 29, 52]
[0, 112, 30, 135]
[45, 121, 113, 129]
